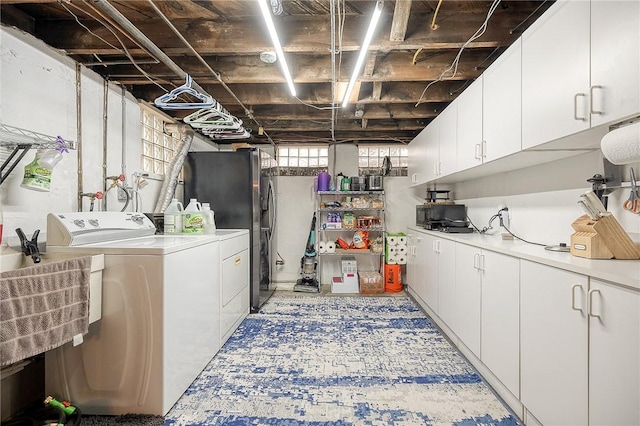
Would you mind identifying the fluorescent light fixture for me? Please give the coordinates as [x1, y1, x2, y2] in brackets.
[258, 0, 296, 97]
[342, 1, 384, 108]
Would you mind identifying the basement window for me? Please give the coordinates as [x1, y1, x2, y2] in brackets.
[358, 145, 408, 176]
[277, 146, 328, 176]
[140, 107, 181, 178]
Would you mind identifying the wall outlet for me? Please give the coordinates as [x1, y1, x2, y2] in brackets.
[499, 208, 510, 228]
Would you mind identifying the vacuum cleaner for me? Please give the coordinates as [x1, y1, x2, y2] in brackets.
[294, 213, 320, 293]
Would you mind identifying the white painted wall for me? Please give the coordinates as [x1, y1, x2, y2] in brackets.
[0, 27, 214, 247]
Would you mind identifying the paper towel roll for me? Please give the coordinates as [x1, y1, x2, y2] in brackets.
[387, 246, 397, 254]
[396, 255, 407, 265]
[601, 122, 640, 165]
[387, 236, 398, 246]
[318, 241, 326, 253]
[326, 241, 336, 253]
[397, 236, 407, 246]
[397, 246, 407, 255]
[386, 254, 397, 265]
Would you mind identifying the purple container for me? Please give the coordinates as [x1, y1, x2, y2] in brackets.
[317, 172, 330, 191]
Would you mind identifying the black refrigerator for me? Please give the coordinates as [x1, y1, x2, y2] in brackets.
[183, 149, 276, 312]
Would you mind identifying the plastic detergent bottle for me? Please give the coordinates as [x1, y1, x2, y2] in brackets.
[21, 149, 64, 192]
[163, 198, 184, 234]
[183, 198, 204, 234]
[202, 202, 217, 234]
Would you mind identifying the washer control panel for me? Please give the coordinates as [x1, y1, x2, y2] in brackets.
[47, 212, 156, 246]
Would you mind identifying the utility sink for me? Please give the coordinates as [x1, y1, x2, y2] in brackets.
[0, 245, 104, 324]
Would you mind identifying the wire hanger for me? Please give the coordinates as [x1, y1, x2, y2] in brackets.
[154, 75, 216, 109]
[183, 107, 243, 131]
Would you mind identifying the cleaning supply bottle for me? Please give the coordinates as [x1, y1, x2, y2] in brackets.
[163, 198, 184, 234]
[183, 198, 204, 234]
[21, 149, 64, 191]
[202, 202, 217, 234]
[21, 137, 69, 192]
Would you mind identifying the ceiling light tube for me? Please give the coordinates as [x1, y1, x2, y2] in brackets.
[342, 1, 384, 108]
[259, 0, 296, 97]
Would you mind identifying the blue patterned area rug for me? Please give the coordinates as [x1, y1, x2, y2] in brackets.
[165, 295, 520, 426]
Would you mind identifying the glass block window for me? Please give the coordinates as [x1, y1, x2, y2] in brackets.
[277, 146, 328, 175]
[358, 144, 408, 176]
[141, 108, 181, 177]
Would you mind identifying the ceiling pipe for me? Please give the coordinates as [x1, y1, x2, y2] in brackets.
[90, 0, 273, 145]
[89, 0, 208, 95]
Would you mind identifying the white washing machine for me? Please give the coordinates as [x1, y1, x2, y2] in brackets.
[44, 212, 242, 415]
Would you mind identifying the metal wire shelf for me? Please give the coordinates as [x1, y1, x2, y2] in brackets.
[0, 124, 76, 185]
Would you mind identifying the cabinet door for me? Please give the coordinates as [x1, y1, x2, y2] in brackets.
[438, 103, 457, 177]
[589, 279, 640, 426]
[481, 251, 520, 398]
[425, 118, 440, 182]
[422, 234, 439, 312]
[437, 238, 456, 326]
[453, 243, 481, 357]
[590, 1, 640, 127]
[522, 0, 590, 149]
[406, 233, 423, 296]
[483, 40, 522, 162]
[456, 78, 484, 171]
[520, 261, 588, 426]
[408, 127, 428, 186]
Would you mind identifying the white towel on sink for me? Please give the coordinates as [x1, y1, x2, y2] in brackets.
[0, 256, 91, 366]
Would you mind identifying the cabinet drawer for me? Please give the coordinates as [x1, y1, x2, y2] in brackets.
[220, 286, 249, 345]
[221, 233, 249, 257]
[221, 248, 249, 306]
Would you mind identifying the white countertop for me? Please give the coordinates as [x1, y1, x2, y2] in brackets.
[408, 227, 640, 290]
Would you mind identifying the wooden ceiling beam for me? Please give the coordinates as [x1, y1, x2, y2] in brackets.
[36, 9, 533, 55]
[390, 0, 412, 42]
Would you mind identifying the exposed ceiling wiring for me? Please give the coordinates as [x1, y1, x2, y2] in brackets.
[415, 0, 502, 107]
[430, 0, 444, 30]
[64, 1, 169, 92]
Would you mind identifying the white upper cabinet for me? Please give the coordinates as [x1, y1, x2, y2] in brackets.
[456, 77, 484, 171]
[408, 116, 440, 186]
[522, 0, 591, 150]
[438, 103, 457, 177]
[482, 40, 522, 162]
[590, 0, 640, 127]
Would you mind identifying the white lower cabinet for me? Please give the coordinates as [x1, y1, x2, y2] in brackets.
[588, 279, 640, 426]
[455, 243, 519, 396]
[479, 250, 520, 398]
[521, 260, 589, 426]
[453, 243, 482, 357]
[407, 233, 427, 302]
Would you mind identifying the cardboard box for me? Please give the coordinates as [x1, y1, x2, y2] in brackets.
[359, 271, 384, 294]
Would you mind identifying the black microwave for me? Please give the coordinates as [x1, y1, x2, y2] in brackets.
[416, 204, 467, 229]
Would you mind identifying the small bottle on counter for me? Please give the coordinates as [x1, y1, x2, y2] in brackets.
[202, 202, 216, 234]
[163, 198, 184, 234]
[183, 198, 204, 234]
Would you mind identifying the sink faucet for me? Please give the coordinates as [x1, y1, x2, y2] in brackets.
[16, 228, 41, 264]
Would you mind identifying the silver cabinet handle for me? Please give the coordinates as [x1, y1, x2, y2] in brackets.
[590, 85, 603, 115]
[571, 284, 583, 312]
[479, 254, 485, 271]
[588, 289, 601, 318]
[473, 253, 480, 269]
[574, 93, 587, 121]
[474, 143, 481, 160]
[412, 173, 418, 183]
[481, 140, 487, 159]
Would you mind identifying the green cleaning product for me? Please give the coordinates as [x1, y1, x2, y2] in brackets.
[21, 137, 68, 192]
[183, 198, 204, 233]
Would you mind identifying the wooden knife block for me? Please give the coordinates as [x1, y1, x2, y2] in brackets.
[570, 214, 640, 259]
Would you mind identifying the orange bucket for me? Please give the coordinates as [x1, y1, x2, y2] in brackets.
[384, 264, 402, 293]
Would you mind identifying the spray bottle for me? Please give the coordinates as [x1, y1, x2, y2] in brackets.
[21, 136, 69, 192]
